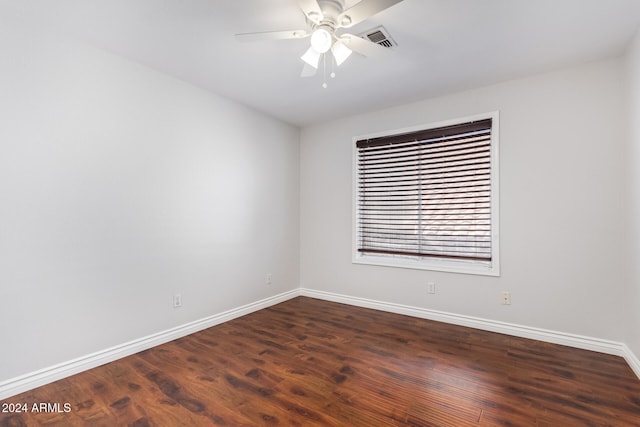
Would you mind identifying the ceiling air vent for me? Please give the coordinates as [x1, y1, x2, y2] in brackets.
[360, 26, 397, 48]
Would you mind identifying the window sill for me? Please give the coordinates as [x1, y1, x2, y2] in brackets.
[352, 253, 500, 277]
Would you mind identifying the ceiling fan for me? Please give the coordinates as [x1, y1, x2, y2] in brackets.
[236, 0, 404, 86]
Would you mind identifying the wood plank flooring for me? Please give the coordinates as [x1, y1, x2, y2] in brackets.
[2, 296, 640, 426]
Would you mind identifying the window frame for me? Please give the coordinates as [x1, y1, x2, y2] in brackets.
[352, 111, 500, 276]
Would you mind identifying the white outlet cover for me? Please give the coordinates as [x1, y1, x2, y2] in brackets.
[501, 292, 511, 305]
[427, 282, 436, 294]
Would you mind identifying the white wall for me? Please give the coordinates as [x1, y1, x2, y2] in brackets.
[1, 10, 637, 393]
[626, 29, 640, 359]
[300, 58, 628, 342]
[0, 21, 299, 383]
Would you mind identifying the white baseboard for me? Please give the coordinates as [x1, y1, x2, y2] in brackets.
[300, 288, 634, 363]
[0, 289, 300, 400]
[623, 343, 640, 379]
[3, 287, 639, 400]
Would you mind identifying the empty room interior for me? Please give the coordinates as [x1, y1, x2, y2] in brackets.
[2, 0, 640, 425]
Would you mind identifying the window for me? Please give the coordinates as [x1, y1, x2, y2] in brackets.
[353, 113, 499, 276]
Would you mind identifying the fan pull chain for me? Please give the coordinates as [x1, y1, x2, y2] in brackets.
[321, 52, 337, 89]
[330, 53, 336, 79]
[322, 53, 328, 88]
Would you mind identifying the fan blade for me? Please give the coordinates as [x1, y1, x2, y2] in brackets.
[338, 0, 403, 28]
[235, 30, 309, 42]
[339, 34, 393, 58]
[301, 62, 318, 77]
[297, 0, 323, 23]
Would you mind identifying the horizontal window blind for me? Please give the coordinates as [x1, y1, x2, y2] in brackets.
[356, 119, 493, 262]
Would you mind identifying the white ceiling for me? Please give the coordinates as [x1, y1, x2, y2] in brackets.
[5, 0, 640, 126]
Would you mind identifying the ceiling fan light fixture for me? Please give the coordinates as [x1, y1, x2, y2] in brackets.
[331, 40, 352, 66]
[301, 46, 321, 69]
[310, 28, 333, 53]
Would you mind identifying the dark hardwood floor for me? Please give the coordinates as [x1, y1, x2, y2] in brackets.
[2, 296, 640, 426]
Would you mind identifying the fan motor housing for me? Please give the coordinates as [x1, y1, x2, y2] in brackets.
[314, 0, 346, 28]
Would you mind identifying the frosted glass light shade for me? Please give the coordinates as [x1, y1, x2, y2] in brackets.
[331, 40, 352, 66]
[301, 46, 321, 69]
[310, 28, 332, 53]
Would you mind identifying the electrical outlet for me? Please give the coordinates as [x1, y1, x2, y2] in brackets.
[266, 273, 272, 285]
[427, 282, 436, 294]
[501, 291, 511, 305]
[173, 294, 182, 308]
